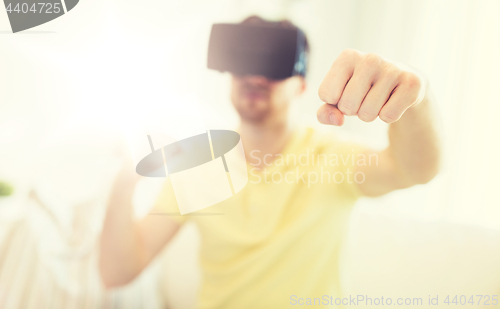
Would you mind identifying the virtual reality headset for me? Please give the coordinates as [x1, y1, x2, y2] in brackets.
[207, 23, 308, 80]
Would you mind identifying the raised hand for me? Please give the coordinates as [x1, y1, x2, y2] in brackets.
[317, 49, 426, 126]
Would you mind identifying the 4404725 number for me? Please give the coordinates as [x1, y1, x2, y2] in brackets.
[444, 295, 498, 306]
[5, 3, 62, 14]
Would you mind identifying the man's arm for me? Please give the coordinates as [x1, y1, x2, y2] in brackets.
[317, 49, 441, 196]
[356, 92, 440, 196]
[99, 155, 181, 288]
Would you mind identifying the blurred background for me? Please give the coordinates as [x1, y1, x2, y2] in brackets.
[1, 0, 500, 308]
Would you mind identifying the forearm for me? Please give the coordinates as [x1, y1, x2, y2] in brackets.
[99, 177, 146, 288]
[99, 174, 181, 288]
[386, 89, 441, 184]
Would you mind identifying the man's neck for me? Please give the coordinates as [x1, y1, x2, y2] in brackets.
[239, 118, 293, 168]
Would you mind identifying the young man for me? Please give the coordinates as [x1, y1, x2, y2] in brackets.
[100, 17, 440, 308]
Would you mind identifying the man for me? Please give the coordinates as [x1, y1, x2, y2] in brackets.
[99, 16, 440, 308]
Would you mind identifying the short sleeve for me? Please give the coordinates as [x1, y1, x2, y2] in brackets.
[150, 179, 188, 224]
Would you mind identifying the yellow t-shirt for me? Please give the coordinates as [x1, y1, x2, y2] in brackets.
[153, 127, 366, 309]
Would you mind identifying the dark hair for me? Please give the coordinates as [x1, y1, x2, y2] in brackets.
[240, 15, 310, 76]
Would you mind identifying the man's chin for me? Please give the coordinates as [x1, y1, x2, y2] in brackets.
[237, 108, 270, 123]
[233, 99, 271, 122]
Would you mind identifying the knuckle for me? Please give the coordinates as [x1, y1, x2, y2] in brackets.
[362, 53, 382, 67]
[339, 48, 360, 61]
[338, 101, 357, 116]
[383, 66, 403, 81]
[357, 110, 377, 122]
[379, 111, 399, 123]
[404, 72, 422, 89]
[318, 87, 339, 104]
[341, 48, 358, 56]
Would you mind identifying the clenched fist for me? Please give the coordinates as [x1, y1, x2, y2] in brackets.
[317, 49, 426, 126]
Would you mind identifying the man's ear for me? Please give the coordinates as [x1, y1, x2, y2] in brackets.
[297, 77, 307, 95]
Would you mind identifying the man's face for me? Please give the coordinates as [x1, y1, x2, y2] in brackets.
[230, 74, 305, 123]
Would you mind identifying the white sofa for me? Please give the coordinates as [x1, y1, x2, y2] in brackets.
[341, 212, 500, 309]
